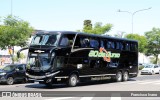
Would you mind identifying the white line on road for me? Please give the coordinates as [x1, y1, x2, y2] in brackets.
[45, 97, 76, 100]
[80, 97, 94, 100]
[138, 81, 160, 84]
[110, 93, 121, 100]
[110, 97, 121, 100]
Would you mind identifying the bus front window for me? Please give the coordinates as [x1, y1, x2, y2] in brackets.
[27, 54, 51, 71]
[31, 34, 60, 46]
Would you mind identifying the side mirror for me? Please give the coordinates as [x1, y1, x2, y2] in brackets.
[17, 47, 29, 58]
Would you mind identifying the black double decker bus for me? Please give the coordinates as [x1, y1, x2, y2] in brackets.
[18, 31, 138, 87]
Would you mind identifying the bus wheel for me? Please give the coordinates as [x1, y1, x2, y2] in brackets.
[68, 74, 78, 87]
[123, 71, 129, 81]
[116, 71, 122, 82]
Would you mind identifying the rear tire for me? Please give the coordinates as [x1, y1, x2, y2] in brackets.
[123, 71, 129, 81]
[115, 71, 122, 82]
[68, 74, 78, 87]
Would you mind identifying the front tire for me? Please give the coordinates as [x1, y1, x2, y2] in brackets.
[115, 71, 122, 82]
[152, 70, 154, 75]
[68, 74, 78, 87]
[6, 77, 14, 85]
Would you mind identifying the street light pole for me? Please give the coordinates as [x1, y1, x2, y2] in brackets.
[118, 7, 152, 34]
[11, 0, 13, 16]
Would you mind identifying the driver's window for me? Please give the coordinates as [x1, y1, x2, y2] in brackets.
[18, 66, 24, 71]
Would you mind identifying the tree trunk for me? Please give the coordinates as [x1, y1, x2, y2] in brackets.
[155, 55, 158, 64]
[12, 46, 14, 64]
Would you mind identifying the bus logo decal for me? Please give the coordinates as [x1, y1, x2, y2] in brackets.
[88, 47, 120, 62]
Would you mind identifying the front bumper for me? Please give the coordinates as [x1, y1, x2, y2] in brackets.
[26, 71, 60, 79]
[141, 71, 152, 75]
[0, 76, 7, 83]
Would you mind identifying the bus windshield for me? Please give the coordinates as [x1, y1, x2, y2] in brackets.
[31, 34, 60, 46]
[27, 53, 51, 71]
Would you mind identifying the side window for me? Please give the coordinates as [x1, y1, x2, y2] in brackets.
[125, 43, 130, 51]
[18, 65, 24, 71]
[100, 39, 105, 48]
[106, 41, 115, 49]
[80, 37, 90, 48]
[53, 57, 64, 68]
[73, 35, 90, 48]
[89, 38, 99, 49]
[119, 42, 124, 50]
[130, 43, 137, 51]
[116, 42, 120, 50]
[59, 34, 75, 47]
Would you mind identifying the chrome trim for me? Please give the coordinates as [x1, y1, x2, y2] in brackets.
[71, 48, 93, 53]
[54, 76, 69, 78]
[79, 74, 116, 77]
[26, 71, 60, 79]
[129, 73, 137, 74]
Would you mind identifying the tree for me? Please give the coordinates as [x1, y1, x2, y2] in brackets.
[0, 15, 34, 63]
[125, 33, 147, 53]
[13, 51, 26, 62]
[81, 20, 112, 34]
[145, 28, 160, 64]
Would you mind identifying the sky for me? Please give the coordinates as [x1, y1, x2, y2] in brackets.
[0, 0, 160, 36]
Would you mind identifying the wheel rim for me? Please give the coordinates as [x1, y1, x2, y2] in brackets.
[124, 72, 128, 81]
[71, 76, 77, 86]
[7, 77, 13, 85]
[117, 72, 122, 81]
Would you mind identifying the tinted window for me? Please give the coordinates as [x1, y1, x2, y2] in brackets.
[116, 42, 120, 49]
[119, 42, 124, 50]
[81, 38, 90, 48]
[18, 66, 24, 71]
[59, 34, 75, 47]
[106, 41, 115, 49]
[100, 40, 105, 48]
[125, 43, 130, 51]
[130, 43, 137, 51]
[3, 65, 15, 71]
[89, 39, 99, 49]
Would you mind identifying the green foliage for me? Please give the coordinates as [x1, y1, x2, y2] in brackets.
[0, 15, 34, 49]
[13, 52, 26, 62]
[138, 65, 144, 70]
[150, 57, 160, 64]
[81, 20, 112, 34]
[125, 33, 147, 53]
[145, 27, 160, 64]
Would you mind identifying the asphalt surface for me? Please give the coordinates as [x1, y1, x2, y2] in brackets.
[0, 73, 160, 100]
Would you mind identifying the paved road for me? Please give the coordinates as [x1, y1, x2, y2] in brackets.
[0, 73, 160, 100]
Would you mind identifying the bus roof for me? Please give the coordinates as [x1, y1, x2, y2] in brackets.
[35, 31, 138, 43]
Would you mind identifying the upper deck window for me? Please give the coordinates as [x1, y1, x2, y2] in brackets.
[59, 34, 75, 47]
[31, 34, 60, 46]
